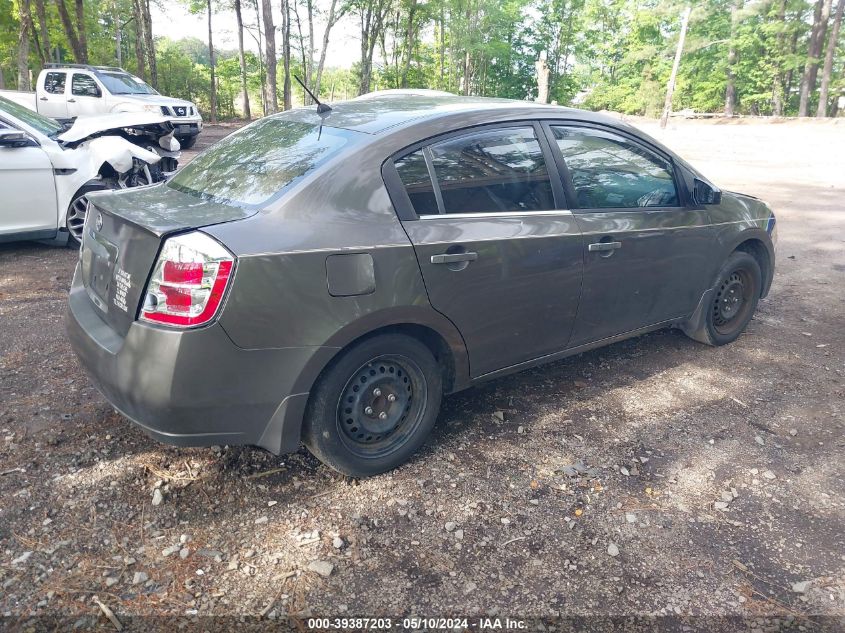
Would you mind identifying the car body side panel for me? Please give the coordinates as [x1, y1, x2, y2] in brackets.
[707, 191, 776, 296]
[403, 213, 584, 377]
[206, 146, 472, 396]
[0, 144, 57, 235]
[569, 208, 716, 346]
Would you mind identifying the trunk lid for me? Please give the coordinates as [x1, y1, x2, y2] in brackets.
[80, 183, 254, 336]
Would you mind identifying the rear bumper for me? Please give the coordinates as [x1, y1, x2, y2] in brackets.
[65, 265, 328, 454]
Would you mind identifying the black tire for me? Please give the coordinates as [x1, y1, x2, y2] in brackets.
[303, 333, 443, 477]
[686, 251, 762, 346]
[177, 135, 199, 150]
[66, 183, 109, 247]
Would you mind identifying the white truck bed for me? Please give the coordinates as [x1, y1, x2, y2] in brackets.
[0, 90, 37, 111]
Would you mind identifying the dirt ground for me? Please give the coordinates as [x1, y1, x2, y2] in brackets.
[0, 116, 843, 632]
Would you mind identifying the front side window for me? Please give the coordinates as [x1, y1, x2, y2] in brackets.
[72, 74, 101, 97]
[429, 127, 554, 214]
[168, 117, 355, 208]
[44, 72, 66, 95]
[551, 126, 678, 209]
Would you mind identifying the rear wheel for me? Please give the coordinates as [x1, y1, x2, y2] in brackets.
[303, 334, 442, 477]
[685, 251, 762, 346]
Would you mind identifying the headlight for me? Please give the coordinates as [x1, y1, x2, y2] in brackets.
[142, 104, 161, 113]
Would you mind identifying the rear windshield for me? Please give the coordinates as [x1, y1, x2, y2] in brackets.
[168, 118, 354, 208]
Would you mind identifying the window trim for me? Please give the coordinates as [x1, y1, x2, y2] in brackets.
[540, 120, 689, 213]
[382, 120, 568, 221]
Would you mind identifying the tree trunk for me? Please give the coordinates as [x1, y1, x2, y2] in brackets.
[55, 0, 87, 63]
[261, 0, 277, 113]
[17, 0, 32, 91]
[132, 0, 146, 79]
[142, 0, 157, 88]
[305, 0, 315, 101]
[234, 0, 251, 119]
[725, 0, 742, 116]
[358, 6, 372, 94]
[207, 0, 217, 123]
[817, 0, 844, 116]
[75, 0, 88, 61]
[438, 6, 445, 86]
[33, 0, 50, 65]
[660, 6, 691, 129]
[313, 0, 340, 99]
[771, 0, 787, 116]
[282, 0, 292, 109]
[113, 1, 122, 67]
[798, 0, 833, 116]
[292, 0, 308, 100]
[400, 0, 417, 88]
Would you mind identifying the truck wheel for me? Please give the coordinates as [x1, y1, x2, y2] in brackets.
[303, 334, 443, 477]
[684, 251, 762, 346]
[177, 135, 198, 150]
[66, 183, 109, 246]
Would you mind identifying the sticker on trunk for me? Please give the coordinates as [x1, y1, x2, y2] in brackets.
[113, 267, 132, 313]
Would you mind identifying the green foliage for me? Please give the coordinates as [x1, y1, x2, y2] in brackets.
[1, 0, 843, 117]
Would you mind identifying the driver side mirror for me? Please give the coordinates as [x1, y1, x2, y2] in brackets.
[693, 177, 721, 205]
[0, 129, 37, 148]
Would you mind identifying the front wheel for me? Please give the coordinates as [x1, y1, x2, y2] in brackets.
[685, 251, 762, 346]
[177, 135, 198, 150]
[303, 334, 443, 477]
[66, 183, 109, 246]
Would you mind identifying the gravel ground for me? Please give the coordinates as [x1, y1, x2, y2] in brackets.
[0, 117, 843, 632]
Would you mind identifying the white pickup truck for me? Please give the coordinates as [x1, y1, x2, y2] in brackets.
[0, 64, 203, 148]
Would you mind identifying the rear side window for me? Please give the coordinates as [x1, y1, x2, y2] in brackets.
[168, 117, 354, 208]
[431, 127, 553, 214]
[43, 72, 66, 95]
[551, 126, 678, 209]
[394, 150, 439, 215]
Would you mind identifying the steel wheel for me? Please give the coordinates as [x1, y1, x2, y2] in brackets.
[712, 268, 753, 335]
[336, 355, 428, 459]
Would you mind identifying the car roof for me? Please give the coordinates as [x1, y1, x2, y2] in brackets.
[283, 94, 610, 135]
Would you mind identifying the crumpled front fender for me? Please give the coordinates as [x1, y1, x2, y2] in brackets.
[84, 136, 163, 173]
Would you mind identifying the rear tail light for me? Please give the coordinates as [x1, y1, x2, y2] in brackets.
[140, 232, 234, 327]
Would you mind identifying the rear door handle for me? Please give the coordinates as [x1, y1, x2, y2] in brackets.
[39, 96, 48, 101]
[431, 252, 478, 264]
[588, 241, 622, 252]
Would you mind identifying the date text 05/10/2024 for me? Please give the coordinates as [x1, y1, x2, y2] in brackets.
[306, 617, 527, 630]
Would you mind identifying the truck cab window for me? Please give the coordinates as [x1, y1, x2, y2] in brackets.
[44, 72, 67, 95]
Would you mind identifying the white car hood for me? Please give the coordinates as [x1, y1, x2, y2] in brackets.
[113, 94, 194, 107]
[58, 112, 173, 144]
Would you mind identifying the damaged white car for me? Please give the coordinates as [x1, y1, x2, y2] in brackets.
[0, 94, 180, 245]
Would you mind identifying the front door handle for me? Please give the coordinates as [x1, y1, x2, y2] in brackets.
[67, 98, 76, 103]
[588, 241, 622, 252]
[39, 96, 48, 101]
[431, 252, 478, 264]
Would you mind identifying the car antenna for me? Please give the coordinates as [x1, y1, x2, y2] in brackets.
[294, 75, 332, 114]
